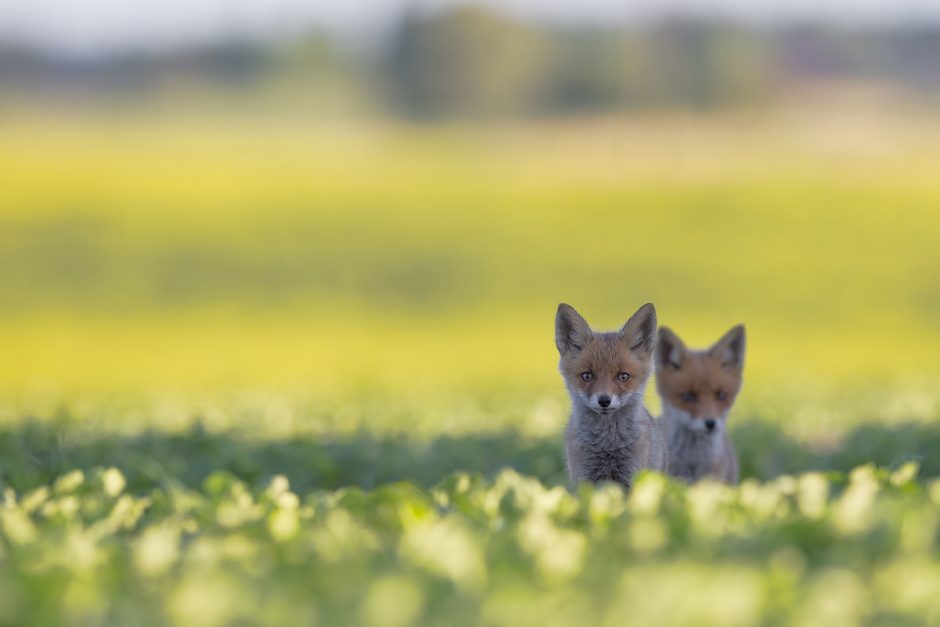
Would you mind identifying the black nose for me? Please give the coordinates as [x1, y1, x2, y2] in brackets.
[597, 395, 611, 408]
[705, 419, 716, 430]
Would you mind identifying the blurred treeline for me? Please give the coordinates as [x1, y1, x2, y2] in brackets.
[3, 6, 940, 116]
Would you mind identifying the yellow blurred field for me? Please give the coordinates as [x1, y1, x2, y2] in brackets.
[2, 105, 940, 407]
[3, 79, 940, 627]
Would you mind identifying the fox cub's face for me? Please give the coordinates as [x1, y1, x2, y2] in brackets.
[655, 325, 746, 434]
[555, 303, 657, 415]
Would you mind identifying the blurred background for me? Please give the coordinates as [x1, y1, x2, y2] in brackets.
[4, 9, 940, 625]
[2, 0, 940, 422]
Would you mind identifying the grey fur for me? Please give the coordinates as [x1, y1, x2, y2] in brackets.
[565, 391, 668, 488]
[555, 304, 593, 354]
[660, 406, 738, 484]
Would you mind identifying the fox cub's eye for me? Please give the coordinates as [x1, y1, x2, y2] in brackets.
[716, 390, 728, 401]
[617, 372, 630, 382]
[681, 391, 698, 403]
[580, 372, 593, 381]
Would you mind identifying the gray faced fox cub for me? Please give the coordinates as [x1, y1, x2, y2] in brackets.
[555, 303, 668, 489]
[656, 325, 746, 485]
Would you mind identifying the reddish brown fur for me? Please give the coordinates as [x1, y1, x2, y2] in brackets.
[656, 352, 742, 421]
[560, 334, 652, 399]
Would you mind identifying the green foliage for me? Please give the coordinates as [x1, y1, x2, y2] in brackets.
[1, 461, 938, 626]
[383, 9, 775, 118]
[386, 7, 546, 118]
[3, 401, 940, 495]
[0, 395, 938, 626]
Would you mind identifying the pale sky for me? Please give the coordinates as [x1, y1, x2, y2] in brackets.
[2, 0, 939, 58]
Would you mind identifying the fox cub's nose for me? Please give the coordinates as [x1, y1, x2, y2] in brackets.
[705, 419, 717, 431]
[597, 395, 612, 408]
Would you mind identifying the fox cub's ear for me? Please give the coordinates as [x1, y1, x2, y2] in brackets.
[556, 304, 593, 355]
[620, 303, 657, 356]
[657, 327, 687, 369]
[709, 324, 746, 370]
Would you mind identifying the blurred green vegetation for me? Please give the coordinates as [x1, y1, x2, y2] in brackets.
[2, 460, 939, 626]
[6, 7, 940, 118]
[1, 395, 939, 494]
[384, 9, 776, 117]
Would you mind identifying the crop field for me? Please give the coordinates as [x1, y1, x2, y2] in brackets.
[2, 104, 940, 626]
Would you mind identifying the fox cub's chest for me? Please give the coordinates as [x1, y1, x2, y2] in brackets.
[668, 431, 723, 481]
[583, 446, 634, 483]
[579, 424, 639, 484]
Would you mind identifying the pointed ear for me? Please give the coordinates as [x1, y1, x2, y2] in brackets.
[620, 303, 657, 356]
[656, 327, 687, 369]
[555, 303, 593, 355]
[709, 324, 746, 370]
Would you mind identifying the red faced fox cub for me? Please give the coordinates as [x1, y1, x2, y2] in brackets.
[556, 303, 668, 489]
[656, 325, 745, 485]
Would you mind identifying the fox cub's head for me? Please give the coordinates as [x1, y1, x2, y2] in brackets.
[555, 303, 657, 415]
[655, 325, 746, 434]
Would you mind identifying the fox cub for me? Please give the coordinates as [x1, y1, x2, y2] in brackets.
[556, 303, 667, 489]
[656, 325, 745, 484]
